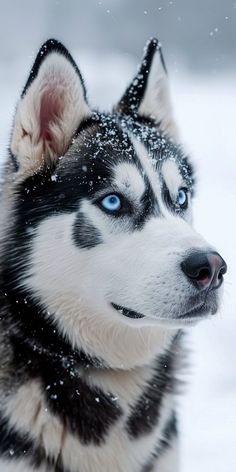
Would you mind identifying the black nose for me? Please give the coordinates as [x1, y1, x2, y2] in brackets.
[181, 251, 227, 290]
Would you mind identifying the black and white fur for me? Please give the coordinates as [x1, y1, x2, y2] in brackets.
[0, 38, 226, 472]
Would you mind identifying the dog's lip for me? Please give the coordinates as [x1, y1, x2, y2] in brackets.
[111, 303, 145, 319]
[178, 302, 214, 319]
[111, 300, 215, 322]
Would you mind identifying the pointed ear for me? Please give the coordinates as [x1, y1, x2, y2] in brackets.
[11, 39, 91, 174]
[116, 38, 178, 141]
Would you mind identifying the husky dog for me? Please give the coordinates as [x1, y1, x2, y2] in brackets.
[0, 38, 226, 472]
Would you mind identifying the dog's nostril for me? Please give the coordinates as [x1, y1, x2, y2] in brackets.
[181, 252, 211, 286]
[181, 251, 227, 290]
[207, 253, 227, 289]
[219, 266, 226, 279]
[197, 267, 212, 282]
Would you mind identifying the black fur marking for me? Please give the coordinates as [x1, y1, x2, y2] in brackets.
[0, 414, 33, 460]
[43, 368, 122, 446]
[126, 337, 179, 439]
[134, 175, 161, 227]
[22, 38, 87, 100]
[117, 38, 164, 117]
[53, 458, 72, 472]
[158, 412, 177, 451]
[73, 211, 103, 249]
[141, 412, 177, 472]
[8, 149, 19, 171]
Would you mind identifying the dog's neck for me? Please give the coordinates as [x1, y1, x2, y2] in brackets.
[3, 289, 106, 372]
[12, 329, 106, 375]
[2, 284, 177, 375]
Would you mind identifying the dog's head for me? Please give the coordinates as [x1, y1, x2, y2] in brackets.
[3, 39, 226, 368]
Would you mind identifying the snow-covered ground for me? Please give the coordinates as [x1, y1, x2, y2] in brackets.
[0, 52, 235, 471]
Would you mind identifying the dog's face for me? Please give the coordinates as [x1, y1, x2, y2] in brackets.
[4, 39, 226, 368]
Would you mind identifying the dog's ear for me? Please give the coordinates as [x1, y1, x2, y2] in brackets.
[116, 38, 178, 141]
[11, 39, 91, 174]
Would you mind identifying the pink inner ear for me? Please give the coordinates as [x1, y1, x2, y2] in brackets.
[40, 88, 63, 143]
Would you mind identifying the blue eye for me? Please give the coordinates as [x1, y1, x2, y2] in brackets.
[176, 189, 188, 208]
[101, 194, 121, 213]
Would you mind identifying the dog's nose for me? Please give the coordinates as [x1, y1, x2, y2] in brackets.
[181, 251, 227, 290]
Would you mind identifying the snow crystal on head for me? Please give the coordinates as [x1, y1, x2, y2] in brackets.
[117, 113, 194, 193]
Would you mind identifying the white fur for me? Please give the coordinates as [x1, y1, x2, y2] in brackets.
[113, 162, 146, 201]
[131, 137, 162, 199]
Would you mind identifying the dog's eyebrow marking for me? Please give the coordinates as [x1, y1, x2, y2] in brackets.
[130, 137, 162, 200]
[113, 162, 146, 201]
[162, 160, 182, 197]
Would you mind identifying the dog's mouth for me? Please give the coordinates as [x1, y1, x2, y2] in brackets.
[178, 302, 217, 319]
[111, 303, 145, 319]
[111, 299, 217, 323]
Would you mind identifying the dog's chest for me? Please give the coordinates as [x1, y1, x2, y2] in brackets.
[2, 359, 176, 472]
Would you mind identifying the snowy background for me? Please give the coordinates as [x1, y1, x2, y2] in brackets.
[0, 1, 236, 471]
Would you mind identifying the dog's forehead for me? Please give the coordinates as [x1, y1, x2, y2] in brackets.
[62, 113, 193, 197]
[113, 162, 146, 199]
